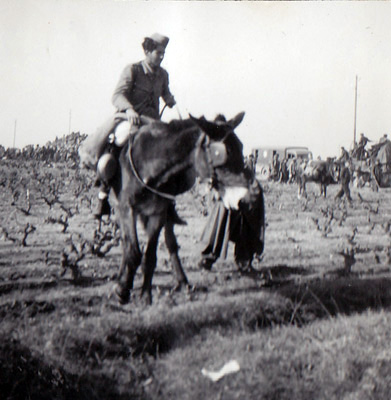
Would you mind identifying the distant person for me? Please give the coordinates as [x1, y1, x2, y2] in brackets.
[354, 133, 371, 160]
[372, 159, 382, 188]
[79, 33, 176, 218]
[254, 149, 259, 167]
[335, 161, 352, 204]
[245, 153, 256, 174]
[278, 157, 288, 183]
[287, 157, 298, 184]
[337, 146, 349, 163]
[271, 153, 280, 181]
[358, 132, 370, 148]
[379, 134, 388, 144]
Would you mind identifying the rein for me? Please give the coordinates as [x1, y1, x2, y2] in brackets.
[201, 134, 217, 184]
[128, 134, 177, 201]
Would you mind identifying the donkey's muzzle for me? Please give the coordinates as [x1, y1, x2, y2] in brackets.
[221, 186, 249, 210]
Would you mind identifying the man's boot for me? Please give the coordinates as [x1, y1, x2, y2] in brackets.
[94, 190, 111, 219]
[94, 139, 118, 220]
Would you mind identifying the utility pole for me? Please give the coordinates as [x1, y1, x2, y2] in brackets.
[353, 75, 358, 146]
[13, 119, 17, 148]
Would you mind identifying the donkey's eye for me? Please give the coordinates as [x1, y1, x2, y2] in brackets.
[210, 142, 227, 167]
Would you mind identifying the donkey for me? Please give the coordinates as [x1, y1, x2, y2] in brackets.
[109, 112, 255, 304]
[296, 159, 338, 199]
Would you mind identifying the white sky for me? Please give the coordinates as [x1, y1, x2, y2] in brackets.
[1, 0, 391, 158]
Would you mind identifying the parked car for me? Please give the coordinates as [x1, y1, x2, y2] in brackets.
[251, 146, 313, 180]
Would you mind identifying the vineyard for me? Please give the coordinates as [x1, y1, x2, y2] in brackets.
[1, 144, 391, 399]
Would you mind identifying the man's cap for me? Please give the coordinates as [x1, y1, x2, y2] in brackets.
[147, 33, 169, 48]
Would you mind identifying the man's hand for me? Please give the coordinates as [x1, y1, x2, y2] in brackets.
[167, 98, 176, 108]
[126, 108, 140, 126]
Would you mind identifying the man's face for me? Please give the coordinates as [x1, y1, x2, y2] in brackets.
[145, 44, 166, 68]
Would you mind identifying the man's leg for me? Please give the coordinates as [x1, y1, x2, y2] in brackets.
[334, 187, 343, 200]
[93, 116, 136, 219]
[94, 177, 112, 219]
[79, 115, 119, 169]
[94, 135, 119, 219]
[344, 184, 353, 204]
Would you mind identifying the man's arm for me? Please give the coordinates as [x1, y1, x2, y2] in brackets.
[161, 70, 176, 108]
[112, 64, 136, 112]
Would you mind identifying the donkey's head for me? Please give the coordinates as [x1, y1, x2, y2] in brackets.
[191, 112, 251, 209]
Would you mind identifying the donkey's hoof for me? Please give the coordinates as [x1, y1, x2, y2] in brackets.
[170, 281, 191, 294]
[139, 291, 152, 306]
[236, 261, 260, 278]
[113, 284, 130, 305]
[198, 257, 214, 271]
[183, 282, 197, 293]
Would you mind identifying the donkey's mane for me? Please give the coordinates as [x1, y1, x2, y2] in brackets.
[137, 118, 196, 138]
[167, 118, 196, 133]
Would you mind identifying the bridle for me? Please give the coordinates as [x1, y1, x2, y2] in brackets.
[198, 130, 230, 187]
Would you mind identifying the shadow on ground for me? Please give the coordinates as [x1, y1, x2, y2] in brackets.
[274, 276, 391, 326]
[0, 338, 147, 400]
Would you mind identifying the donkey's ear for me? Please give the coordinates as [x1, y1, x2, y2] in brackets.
[189, 114, 216, 134]
[228, 112, 245, 129]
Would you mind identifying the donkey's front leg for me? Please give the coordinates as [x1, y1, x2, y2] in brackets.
[115, 206, 142, 304]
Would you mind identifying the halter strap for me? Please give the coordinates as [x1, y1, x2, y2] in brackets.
[128, 133, 177, 201]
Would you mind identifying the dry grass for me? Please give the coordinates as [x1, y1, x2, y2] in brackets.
[148, 310, 391, 400]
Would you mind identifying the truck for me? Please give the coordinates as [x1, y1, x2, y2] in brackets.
[251, 146, 313, 180]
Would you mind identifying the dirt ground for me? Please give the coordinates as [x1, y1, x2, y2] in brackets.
[2, 160, 391, 399]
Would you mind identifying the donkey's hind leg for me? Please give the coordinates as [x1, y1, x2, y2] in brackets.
[164, 220, 189, 291]
[115, 205, 142, 304]
[140, 215, 164, 305]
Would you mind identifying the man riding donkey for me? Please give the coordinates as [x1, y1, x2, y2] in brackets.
[352, 133, 371, 161]
[80, 33, 265, 278]
[79, 33, 177, 218]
